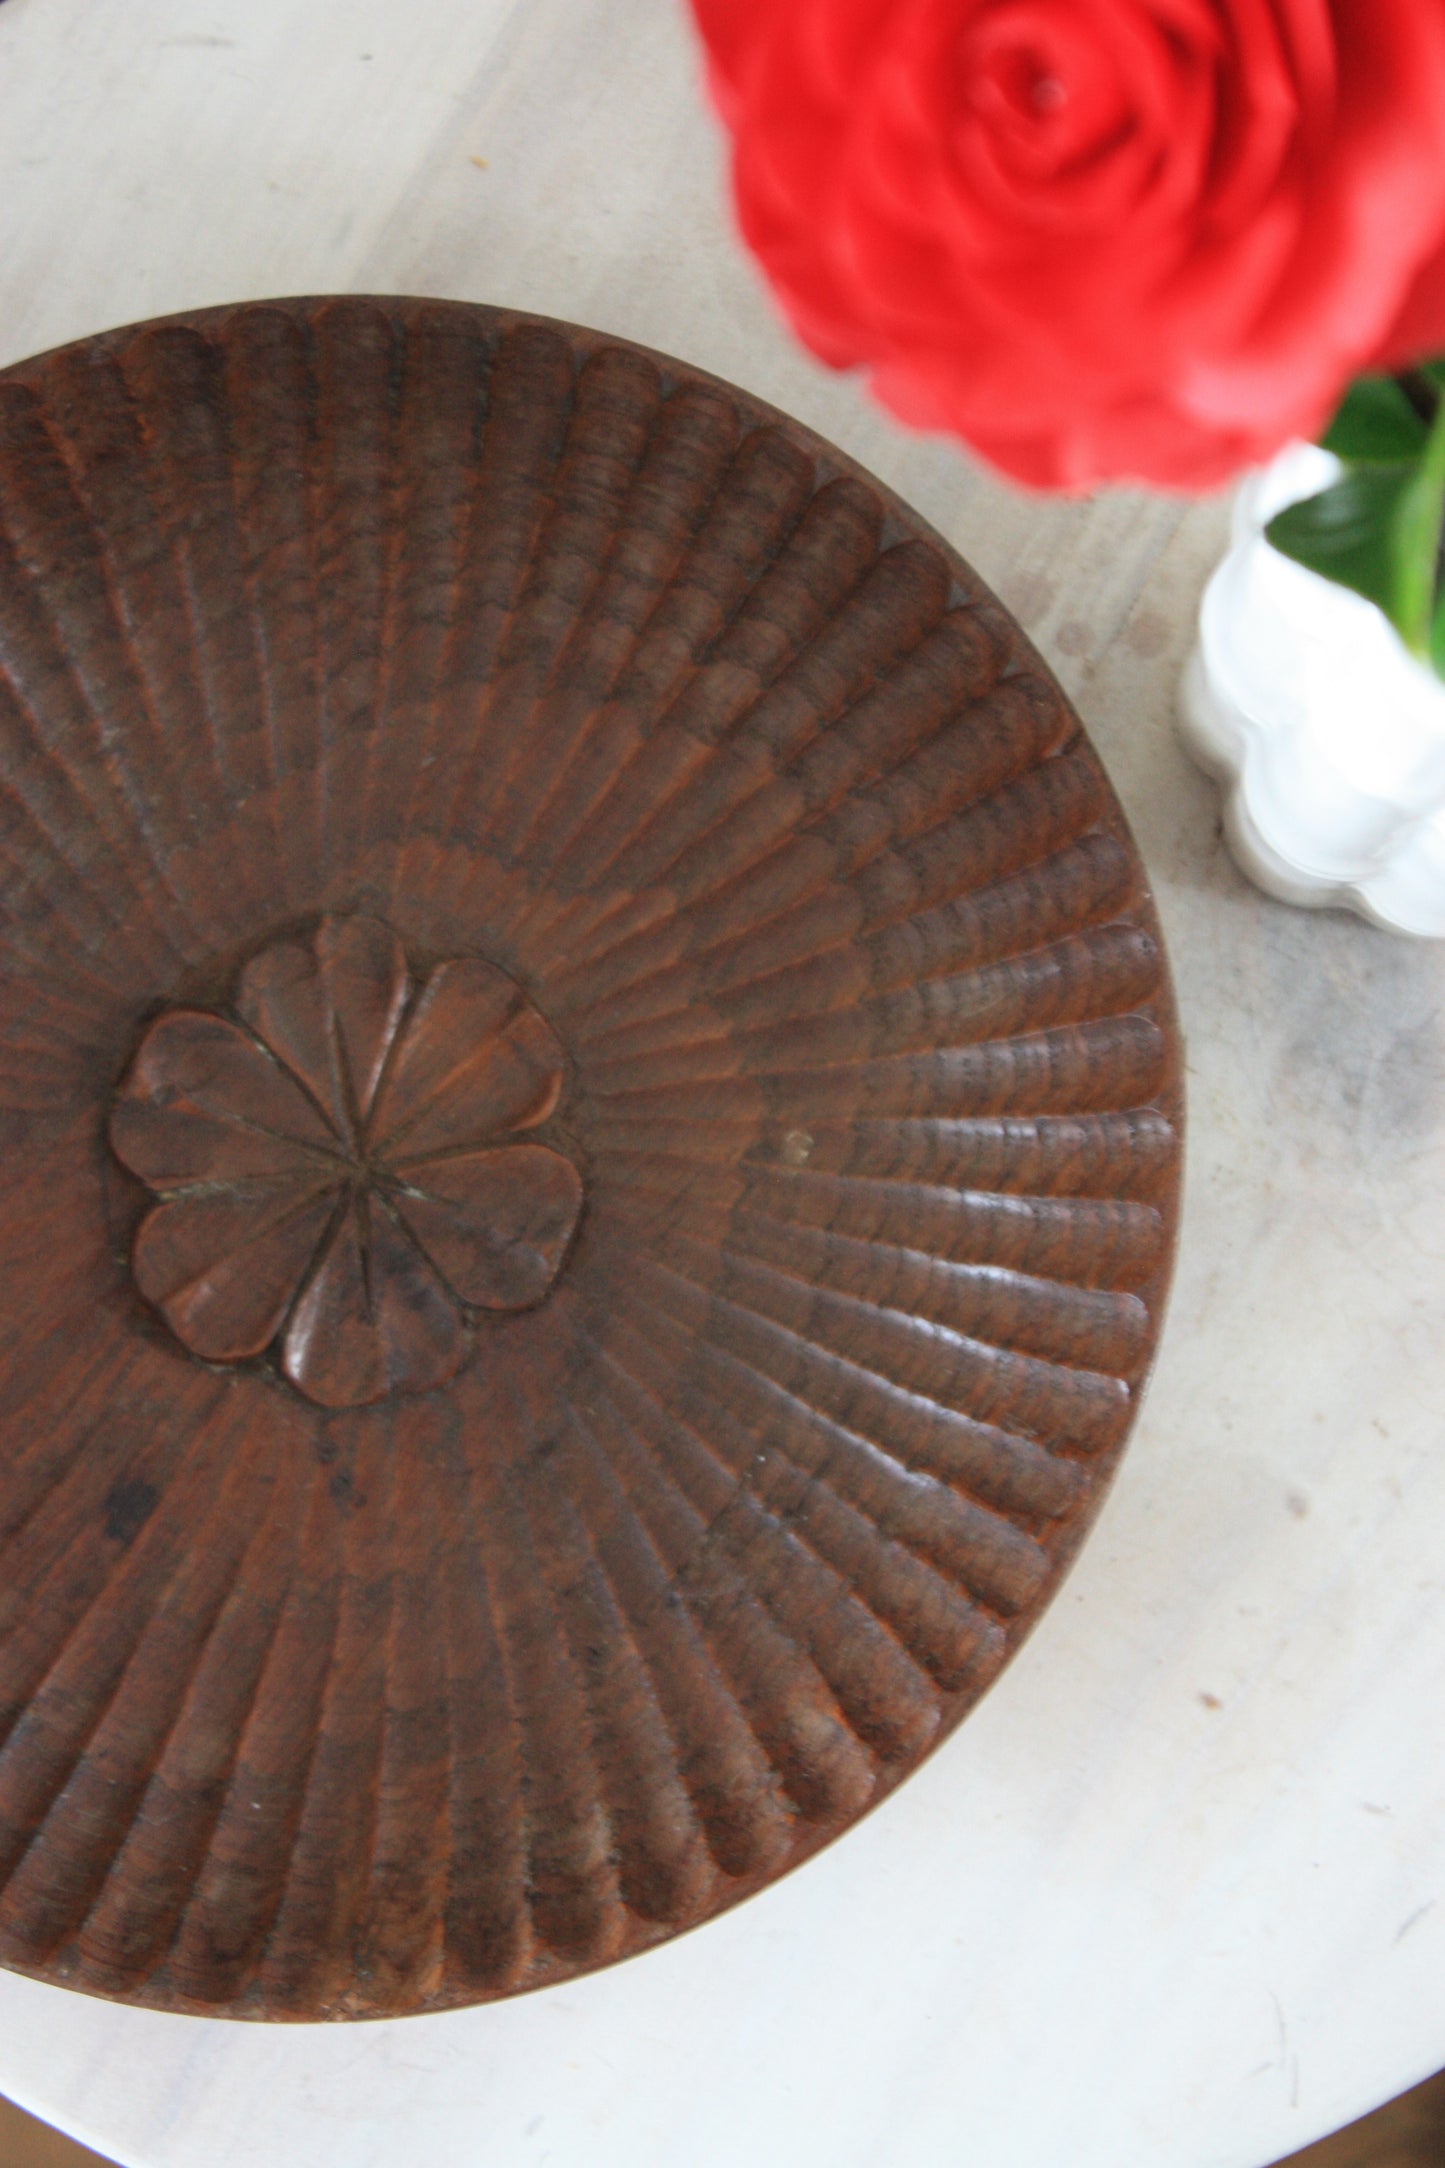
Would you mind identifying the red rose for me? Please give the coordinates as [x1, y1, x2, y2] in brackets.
[689, 0, 1445, 489]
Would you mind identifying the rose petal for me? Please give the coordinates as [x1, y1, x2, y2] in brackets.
[281, 1197, 466, 1409]
[111, 1009, 340, 1189]
[237, 916, 409, 1140]
[691, 0, 785, 111]
[391, 1145, 584, 1310]
[370, 959, 565, 1160]
[1373, 235, 1445, 371]
[133, 1180, 338, 1361]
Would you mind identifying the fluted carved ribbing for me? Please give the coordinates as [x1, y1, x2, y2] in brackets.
[0, 298, 1181, 2020]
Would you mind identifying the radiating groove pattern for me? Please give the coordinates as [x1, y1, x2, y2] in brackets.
[0, 299, 1181, 2019]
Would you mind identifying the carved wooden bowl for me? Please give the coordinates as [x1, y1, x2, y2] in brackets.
[0, 298, 1182, 2020]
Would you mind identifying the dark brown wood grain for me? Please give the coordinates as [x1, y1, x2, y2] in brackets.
[0, 296, 1182, 2020]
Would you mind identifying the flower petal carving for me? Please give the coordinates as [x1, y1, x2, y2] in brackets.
[111, 1009, 341, 1188]
[133, 1181, 337, 1361]
[369, 959, 567, 1160]
[110, 919, 581, 1409]
[281, 1201, 467, 1409]
[392, 1145, 585, 1310]
[237, 915, 409, 1137]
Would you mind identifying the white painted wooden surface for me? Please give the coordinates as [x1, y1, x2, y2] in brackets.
[0, 4, 1442, 2165]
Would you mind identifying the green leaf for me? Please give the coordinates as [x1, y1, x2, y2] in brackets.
[1320, 375, 1428, 463]
[1431, 581, 1445, 681]
[1269, 371, 1445, 670]
[1266, 465, 1423, 623]
[1392, 434, 1445, 654]
[1274, 365, 1445, 681]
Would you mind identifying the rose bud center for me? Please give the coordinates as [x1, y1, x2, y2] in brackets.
[957, 4, 1141, 184]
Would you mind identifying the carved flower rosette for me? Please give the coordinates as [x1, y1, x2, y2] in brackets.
[109, 917, 584, 1409]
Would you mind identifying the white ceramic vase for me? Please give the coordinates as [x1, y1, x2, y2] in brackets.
[1179, 442, 1445, 935]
